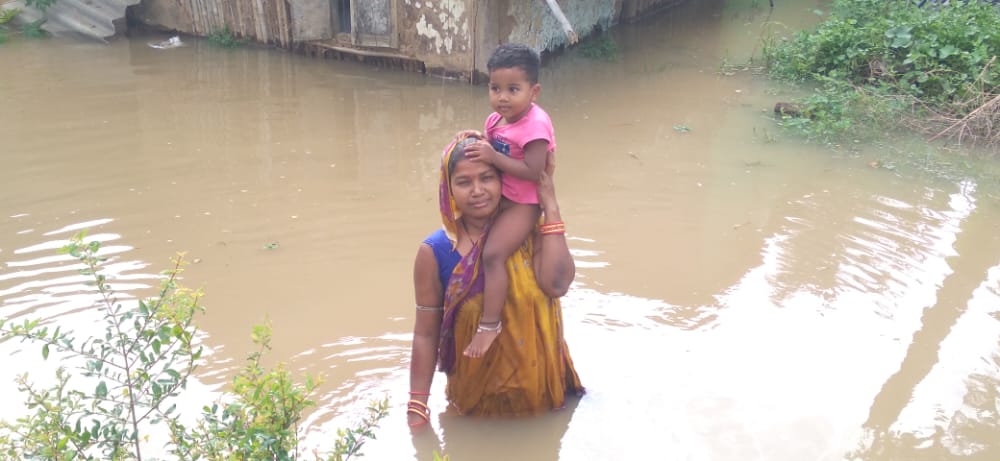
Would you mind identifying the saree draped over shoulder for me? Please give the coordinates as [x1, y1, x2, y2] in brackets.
[436, 136, 583, 417]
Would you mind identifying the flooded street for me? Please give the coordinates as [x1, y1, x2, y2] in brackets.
[3, 0, 1000, 459]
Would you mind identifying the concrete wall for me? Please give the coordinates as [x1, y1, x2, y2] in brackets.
[290, 0, 331, 41]
[397, 0, 476, 79]
[393, 0, 623, 81]
[131, 0, 293, 47]
[130, 0, 686, 79]
[132, 0, 336, 44]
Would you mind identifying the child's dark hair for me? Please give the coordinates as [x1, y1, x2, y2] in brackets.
[487, 43, 540, 84]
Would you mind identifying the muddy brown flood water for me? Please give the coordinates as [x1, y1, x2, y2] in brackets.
[2, 0, 1000, 459]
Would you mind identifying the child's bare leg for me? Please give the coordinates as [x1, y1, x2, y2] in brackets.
[464, 203, 541, 358]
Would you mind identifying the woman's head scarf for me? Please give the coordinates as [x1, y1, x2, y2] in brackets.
[438, 135, 478, 248]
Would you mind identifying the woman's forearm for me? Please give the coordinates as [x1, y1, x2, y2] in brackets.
[411, 245, 444, 404]
[536, 200, 575, 297]
[535, 168, 576, 298]
[409, 330, 440, 398]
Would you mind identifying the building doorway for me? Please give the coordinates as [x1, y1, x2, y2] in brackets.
[331, 0, 396, 48]
[336, 0, 351, 34]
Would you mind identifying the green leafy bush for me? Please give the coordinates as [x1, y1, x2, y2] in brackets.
[0, 235, 201, 459]
[763, 0, 1000, 145]
[0, 8, 19, 25]
[19, 19, 46, 38]
[24, 0, 57, 12]
[1, 0, 56, 42]
[207, 25, 243, 48]
[0, 233, 388, 460]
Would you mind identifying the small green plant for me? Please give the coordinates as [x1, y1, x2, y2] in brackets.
[0, 8, 20, 25]
[20, 18, 46, 38]
[328, 399, 390, 461]
[24, 0, 57, 12]
[207, 25, 243, 48]
[0, 8, 20, 43]
[2, 0, 57, 43]
[0, 232, 389, 460]
[579, 34, 619, 61]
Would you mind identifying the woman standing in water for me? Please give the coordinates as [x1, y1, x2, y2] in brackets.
[407, 133, 583, 425]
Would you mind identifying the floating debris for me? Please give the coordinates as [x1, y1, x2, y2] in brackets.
[148, 36, 183, 49]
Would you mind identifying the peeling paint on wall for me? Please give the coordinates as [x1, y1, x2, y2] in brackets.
[411, 0, 469, 55]
[416, 14, 449, 54]
[397, 0, 473, 76]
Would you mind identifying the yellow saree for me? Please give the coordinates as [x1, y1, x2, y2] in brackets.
[445, 237, 583, 416]
[437, 137, 583, 417]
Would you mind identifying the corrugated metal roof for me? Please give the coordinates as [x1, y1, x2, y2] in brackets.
[3, 0, 139, 41]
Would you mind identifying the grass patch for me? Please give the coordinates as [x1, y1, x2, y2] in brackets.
[19, 18, 46, 38]
[207, 25, 243, 48]
[579, 33, 619, 61]
[24, 0, 57, 12]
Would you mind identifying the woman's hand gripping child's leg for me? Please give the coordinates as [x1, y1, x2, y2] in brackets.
[464, 203, 541, 358]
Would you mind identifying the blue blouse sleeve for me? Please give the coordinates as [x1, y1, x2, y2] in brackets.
[423, 229, 461, 291]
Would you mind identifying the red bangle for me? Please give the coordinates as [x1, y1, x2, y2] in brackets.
[409, 391, 430, 396]
[540, 220, 566, 235]
[407, 399, 431, 427]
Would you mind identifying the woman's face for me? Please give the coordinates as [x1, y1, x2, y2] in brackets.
[450, 158, 501, 220]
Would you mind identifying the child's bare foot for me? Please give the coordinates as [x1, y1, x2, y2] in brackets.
[463, 321, 502, 358]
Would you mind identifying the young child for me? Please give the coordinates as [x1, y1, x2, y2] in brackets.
[462, 43, 555, 358]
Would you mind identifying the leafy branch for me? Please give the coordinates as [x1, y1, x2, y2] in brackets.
[0, 231, 391, 460]
[0, 232, 201, 459]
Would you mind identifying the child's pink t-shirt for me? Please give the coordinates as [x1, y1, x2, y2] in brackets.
[484, 103, 556, 205]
